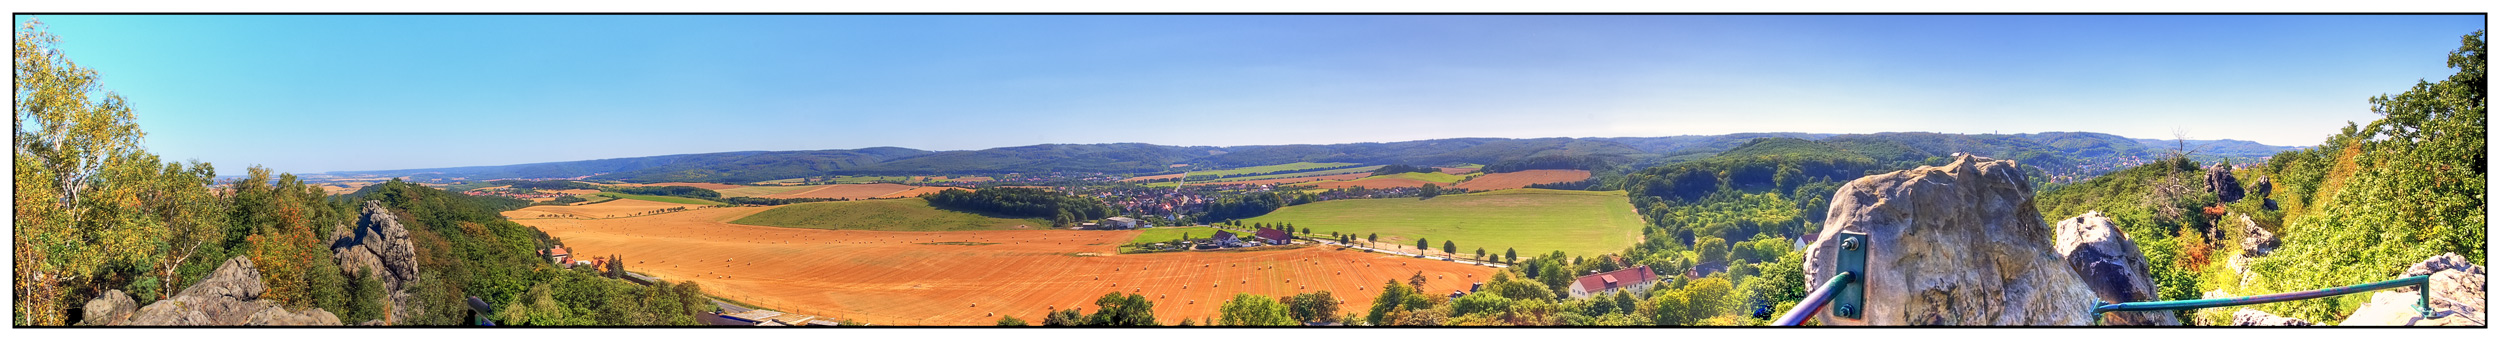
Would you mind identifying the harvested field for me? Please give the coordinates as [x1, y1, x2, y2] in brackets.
[611, 182, 745, 190]
[763, 183, 916, 199]
[716, 185, 818, 198]
[524, 207, 1496, 326]
[881, 186, 966, 198]
[503, 198, 710, 220]
[1452, 170, 1592, 191]
[1190, 173, 1366, 187]
[316, 183, 369, 195]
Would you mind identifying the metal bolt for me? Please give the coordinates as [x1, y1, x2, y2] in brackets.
[1840, 237, 1861, 251]
[1836, 305, 1857, 317]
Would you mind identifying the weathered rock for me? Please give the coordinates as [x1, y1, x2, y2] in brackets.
[2235, 214, 2278, 257]
[2053, 211, 2179, 325]
[332, 200, 422, 324]
[97, 257, 343, 326]
[2231, 308, 2313, 326]
[2338, 253, 2486, 326]
[78, 290, 138, 325]
[2206, 164, 2244, 203]
[247, 306, 343, 326]
[2251, 175, 2272, 198]
[1804, 155, 2099, 325]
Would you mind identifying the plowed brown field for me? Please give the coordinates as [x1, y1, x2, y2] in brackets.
[502, 198, 710, 220]
[1451, 170, 1592, 191]
[523, 207, 1496, 325]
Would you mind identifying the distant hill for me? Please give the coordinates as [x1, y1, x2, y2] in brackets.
[2130, 138, 2307, 162]
[326, 132, 2300, 184]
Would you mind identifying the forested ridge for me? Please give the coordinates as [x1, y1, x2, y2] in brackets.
[335, 130, 2296, 184]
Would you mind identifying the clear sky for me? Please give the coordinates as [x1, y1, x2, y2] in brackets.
[17, 14, 2486, 174]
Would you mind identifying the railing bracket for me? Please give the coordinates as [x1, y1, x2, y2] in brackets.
[1833, 231, 1867, 320]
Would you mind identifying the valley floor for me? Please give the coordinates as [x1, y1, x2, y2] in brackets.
[520, 207, 1495, 325]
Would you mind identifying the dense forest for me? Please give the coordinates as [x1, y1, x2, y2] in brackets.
[920, 187, 1117, 226]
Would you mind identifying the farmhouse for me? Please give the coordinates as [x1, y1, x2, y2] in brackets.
[1254, 228, 1292, 245]
[1102, 217, 1142, 230]
[1567, 265, 1659, 299]
[543, 246, 572, 266]
[1208, 231, 1245, 248]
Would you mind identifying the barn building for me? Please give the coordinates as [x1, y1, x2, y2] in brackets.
[1253, 228, 1293, 245]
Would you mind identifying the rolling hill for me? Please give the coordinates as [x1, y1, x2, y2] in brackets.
[325, 132, 2301, 184]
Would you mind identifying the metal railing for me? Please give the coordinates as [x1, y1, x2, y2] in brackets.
[1770, 271, 2436, 326]
[2092, 275, 2436, 318]
[1771, 272, 1856, 325]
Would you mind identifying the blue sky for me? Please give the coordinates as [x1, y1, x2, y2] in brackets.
[17, 14, 2486, 174]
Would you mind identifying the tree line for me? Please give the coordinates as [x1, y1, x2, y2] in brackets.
[921, 187, 1115, 227]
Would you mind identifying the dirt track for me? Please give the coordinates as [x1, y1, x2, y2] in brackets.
[522, 207, 1496, 325]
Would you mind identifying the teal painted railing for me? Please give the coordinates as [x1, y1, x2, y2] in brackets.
[1770, 272, 1856, 326]
[1771, 274, 2436, 326]
[2092, 275, 2435, 319]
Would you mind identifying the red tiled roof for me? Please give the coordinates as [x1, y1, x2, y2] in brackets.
[1254, 228, 1291, 243]
[547, 247, 570, 257]
[1574, 265, 1656, 293]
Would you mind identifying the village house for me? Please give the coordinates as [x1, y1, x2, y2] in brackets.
[1253, 228, 1293, 245]
[543, 246, 572, 266]
[1567, 265, 1660, 299]
[1207, 231, 1244, 248]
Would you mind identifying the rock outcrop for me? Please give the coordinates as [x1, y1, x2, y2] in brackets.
[2251, 175, 2272, 198]
[1803, 155, 2099, 325]
[2053, 211, 2179, 325]
[2338, 253, 2486, 326]
[2205, 164, 2244, 203]
[2231, 308, 2313, 326]
[332, 200, 421, 324]
[2234, 214, 2278, 257]
[79, 257, 341, 326]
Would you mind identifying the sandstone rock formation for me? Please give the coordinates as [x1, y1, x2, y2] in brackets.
[1804, 155, 2099, 325]
[2338, 253, 2486, 326]
[2231, 308, 2313, 326]
[2206, 163, 2243, 203]
[332, 200, 421, 324]
[79, 257, 341, 326]
[2235, 214, 2278, 258]
[2053, 211, 2179, 325]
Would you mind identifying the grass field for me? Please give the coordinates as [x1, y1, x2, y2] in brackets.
[593, 192, 725, 206]
[1241, 188, 1644, 258]
[729, 198, 1048, 232]
[1127, 226, 1222, 245]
